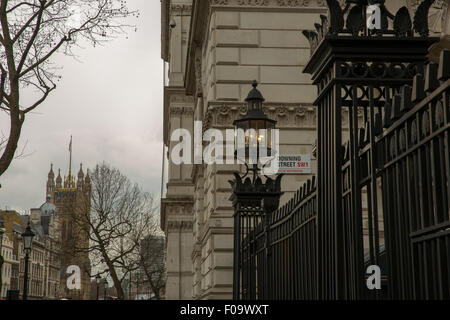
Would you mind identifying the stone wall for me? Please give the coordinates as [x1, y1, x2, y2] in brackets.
[186, 0, 328, 299]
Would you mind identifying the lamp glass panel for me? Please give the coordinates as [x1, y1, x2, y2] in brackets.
[23, 236, 32, 250]
[235, 120, 250, 148]
[267, 121, 276, 149]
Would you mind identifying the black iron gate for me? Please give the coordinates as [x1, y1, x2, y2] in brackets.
[231, 0, 450, 300]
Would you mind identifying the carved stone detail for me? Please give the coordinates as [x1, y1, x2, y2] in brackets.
[209, 0, 326, 7]
[170, 107, 184, 115]
[170, 4, 192, 14]
[194, 47, 203, 97]
[203, 103, 318, 130]
[166, 203, 194, 215]
[167, 220, 194, 232]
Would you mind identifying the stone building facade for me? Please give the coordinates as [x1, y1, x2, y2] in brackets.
[0, 234, 15, 299]
[160, 0, 450, 300]
[1, 209, 57, 300]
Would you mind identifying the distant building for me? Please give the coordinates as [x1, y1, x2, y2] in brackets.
[46, 163, 92, 300]
[0, 210, 56, 300]
[0, 229, 16, 299]
[0, 162, 93, 300]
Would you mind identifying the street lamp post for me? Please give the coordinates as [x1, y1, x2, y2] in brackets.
[95, 274, 101, 300]
[22, 222, 35, 300]
[103, 279, 107, 299]
[230, 81, 284, 300]
[0, 218, 5, 299]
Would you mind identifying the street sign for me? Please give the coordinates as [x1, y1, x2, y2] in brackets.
[277, 154, 312, 174]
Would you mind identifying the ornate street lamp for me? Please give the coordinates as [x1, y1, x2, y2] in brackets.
[95, 274, 101, 300]
[233, 80, 277, 181]
[22, 221, 35, 300]
[230, 81, 284, 300]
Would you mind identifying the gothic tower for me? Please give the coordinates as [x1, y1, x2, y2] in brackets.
[46, 164, 55, 201]
[46, 163, 92, 300]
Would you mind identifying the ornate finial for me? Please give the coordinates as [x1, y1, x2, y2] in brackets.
[316, 0, 434, 39]
[85, 168, 91, 183]
[79, 163, 84, 175]
[246, 80, 265, 102]
[48, 163, 55, 179]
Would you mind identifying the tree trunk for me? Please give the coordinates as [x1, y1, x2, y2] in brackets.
[0, 109, 23, 177]
[104, 257, 125, 300]
[0, 74, 23, 177]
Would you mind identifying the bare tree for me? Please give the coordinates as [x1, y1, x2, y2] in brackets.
[74, 162, 158, 300]
[0, 0, 136, 177]
[138, 234, 166, 300]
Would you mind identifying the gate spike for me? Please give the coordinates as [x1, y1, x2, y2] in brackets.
[425, 62, 439, 93]
[374, 113, 382, 136]
[390, 95, 402, 122]
[438, 49, 450, 81]
[383, 102, 392, 128]
[342, 141, 349, 162]
[400, 85, 412, 113]
[314, 23, 323, 39]
[359, 127, 366, 147]
[412, 73, 425, 102]
[364, 121, 370, 145]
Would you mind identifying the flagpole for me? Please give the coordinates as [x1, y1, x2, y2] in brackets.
[69, 135, 72, 178]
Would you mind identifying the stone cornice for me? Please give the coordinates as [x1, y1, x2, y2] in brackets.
[164, 86, 194, 146]
[209, 0, 327, 8]
[167, 220, 194, 232]
[161, 197, 194, 232]
[203, 102, 317, 131]
[171, 3, 193, 14]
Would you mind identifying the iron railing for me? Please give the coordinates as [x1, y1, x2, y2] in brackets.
[231, 0, 449, 300]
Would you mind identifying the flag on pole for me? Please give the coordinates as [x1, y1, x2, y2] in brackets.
[68, 136, 73, 178]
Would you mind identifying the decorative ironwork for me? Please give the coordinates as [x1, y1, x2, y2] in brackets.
[303, 0, 438, 55]
[232, 0, 449, 300]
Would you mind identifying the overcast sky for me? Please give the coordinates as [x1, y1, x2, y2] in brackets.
[0, 1, 163, 213]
